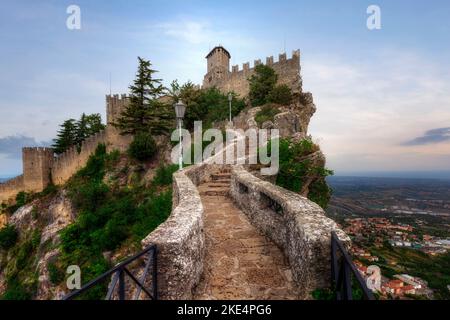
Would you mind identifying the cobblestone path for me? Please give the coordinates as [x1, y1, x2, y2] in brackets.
[193, 168, 300, 300]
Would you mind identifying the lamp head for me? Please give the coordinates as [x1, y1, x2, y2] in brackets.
[174, 100, 186, 119]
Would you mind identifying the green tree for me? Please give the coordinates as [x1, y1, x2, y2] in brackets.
[76, 113, 105, 144]
[248, 64, 278, 106]
[267, 84, 293, 105]
[114, 57, 173, 136]
[52, 119, 78, 155]
[128, 132, 157, 161]
[167, 79, 181, 104]
[53, 114, 106, 155]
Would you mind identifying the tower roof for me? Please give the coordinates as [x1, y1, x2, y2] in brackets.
[206, 46, 231, 59]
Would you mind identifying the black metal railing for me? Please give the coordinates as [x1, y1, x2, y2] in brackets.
[331, 232, 375, 300]
[63, 245, 157, 300]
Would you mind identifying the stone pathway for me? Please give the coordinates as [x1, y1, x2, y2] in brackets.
[193, 168, 300, 300]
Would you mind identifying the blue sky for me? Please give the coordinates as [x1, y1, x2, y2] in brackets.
[0, 0, 450, 176]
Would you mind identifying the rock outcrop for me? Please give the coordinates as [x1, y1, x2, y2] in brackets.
[0, 191, 76, 299]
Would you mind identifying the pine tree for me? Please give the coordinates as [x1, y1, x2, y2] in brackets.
[248, 64, 278, 106]
[52, 114, 105, 155]
[52, 119, 78, 154]
[76, 113, 105, 144]
[114, 57, 173, 136]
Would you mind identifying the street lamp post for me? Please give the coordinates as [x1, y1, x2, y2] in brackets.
[174, 100, 186, 171]
[228, 92, 232, 124]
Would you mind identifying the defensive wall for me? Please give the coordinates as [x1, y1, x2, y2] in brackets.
[0, 95, 132, 203]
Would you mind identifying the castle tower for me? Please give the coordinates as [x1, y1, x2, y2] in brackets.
[203, 46, 231, 88]
[22, 147, 54, 193]
[105, 94, 133, 152]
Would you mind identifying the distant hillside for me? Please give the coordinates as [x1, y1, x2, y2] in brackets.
[326, 176, 450, 237]
[333, 171, 450, 180]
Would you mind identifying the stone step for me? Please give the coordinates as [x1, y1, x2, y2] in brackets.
[200, 189, 229, 196]
[210, 180, 231, 185]
[206, 183, 230, 188]
[211, 173, 231, 180]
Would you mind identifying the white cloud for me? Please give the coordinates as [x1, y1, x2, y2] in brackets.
[303, 50, 450, 171]
[156, 20, 215, 45]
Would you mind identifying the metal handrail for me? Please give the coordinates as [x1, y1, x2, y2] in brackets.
[63, 244, 157, 300]
[331, 232, 375, 300]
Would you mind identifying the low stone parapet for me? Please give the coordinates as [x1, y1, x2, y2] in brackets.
[230, 165, 350, 296]
[141, 163, 220, 300]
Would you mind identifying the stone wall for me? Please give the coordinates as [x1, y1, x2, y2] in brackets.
[106, 94, 133, 152]
[229, 165, 350, 295]
[23, 148, 54, 193]
[51, 94, 132, 186]
[203, 50, 302, 98]
[141, 163, 220, 300]
[0, 175, 24, 204]
[0, 94, 133, 201]
[51, 130, 108, 186]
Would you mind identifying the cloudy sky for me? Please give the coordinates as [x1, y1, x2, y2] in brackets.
[0, 0, 449, 177]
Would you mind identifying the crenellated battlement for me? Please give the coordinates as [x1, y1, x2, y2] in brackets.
[229, 50, 300, 75]
[204, 48, 302, 97]
[0, 175, 24, 203]
[51, 128, 108, 185]
[106, 94, 130, 125]
[22, 147, 53, 154]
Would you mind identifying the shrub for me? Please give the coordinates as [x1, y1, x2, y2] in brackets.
[31, 207, 39, 220]
[132, 191, 172, 240]
[308, 178, 333, 209]
[48, 262, 65, 285]
[40, 183, 58, 197]
[254, 104, 281, 126]
[260, 137, 333, 209]
[69, 182, 109, 212]
[267, 84, 293, 105]
[0, 225, 18, 250]
[128, 132, 157, 161]
[16, 240, 34, 270]
[152, 164, 178, 186]
[183, 87, 246, 129]
[2, 278, 32, 300]
[15, 191, 32, 207]
[249, 64, 278, 106]
[77, 144, 107, 181]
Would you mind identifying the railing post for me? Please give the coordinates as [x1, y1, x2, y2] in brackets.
[331, 235, 338, 284]
[118, 269, 125, 300]
[153, 246, 158, 300]
[342, 261, 353, 300]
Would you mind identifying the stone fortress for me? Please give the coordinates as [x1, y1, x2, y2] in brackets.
[203, 46, 302, 97]
[0, 46, 303, 204]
